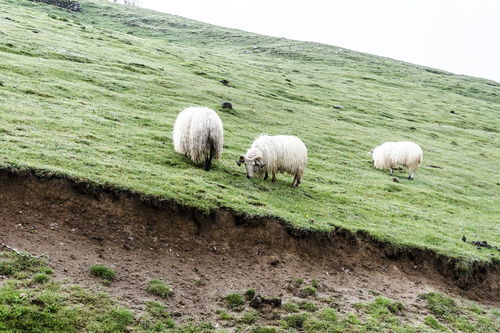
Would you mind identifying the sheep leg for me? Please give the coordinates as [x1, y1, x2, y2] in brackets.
[204, 154, 213, 171]
[291, 175, 298, 187]
[264, 172, 269, 180]
[389, 168, 394, 175]
[271, 173, 276, 182]
[408, 172, 415, 180]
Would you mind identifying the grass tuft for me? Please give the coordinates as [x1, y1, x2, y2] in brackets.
[147, 278, 173, 298]
[240, 309, 259, 324]
[32, 272, 50, 283]
[224, 293, 245, 312]
[89, 264, 116, 282]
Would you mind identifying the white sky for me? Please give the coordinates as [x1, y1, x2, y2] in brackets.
[131, 0, 500, 82]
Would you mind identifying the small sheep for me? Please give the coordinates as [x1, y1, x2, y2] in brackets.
[370, 141, 423, 180]
[237, 135, 307, 187]
[172, 106, 223, 171]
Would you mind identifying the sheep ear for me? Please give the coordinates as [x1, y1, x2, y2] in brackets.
[237, 155, 245, 166]
[255, 156, 264, 168]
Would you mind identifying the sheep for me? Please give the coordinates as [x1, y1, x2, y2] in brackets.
[237, 135, 307, 187]
[370, 141, 423, 180]
[172, 106, 223, 171]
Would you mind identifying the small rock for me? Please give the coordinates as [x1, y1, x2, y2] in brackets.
[392, 177, 399, 183]
[332, 105, 344, 109]
[221, 101, 233, 109]
[450, 110, 456, 114]
[219, 79, 229, 86]
[270, 259, 280, 267]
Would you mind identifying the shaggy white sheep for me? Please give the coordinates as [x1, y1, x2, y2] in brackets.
[370, 141, 423, 179]
[173, 106, 223, 171]
[238, 135, 307, 187]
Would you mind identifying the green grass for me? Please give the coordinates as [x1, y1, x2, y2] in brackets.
[0, 0, 498, 263]
[147, 278, 173, 298]
[240, 309, 259, 324]
[0, 252, 498, 332]
[32, 272, 50, 283]
[89, 264, 116, 282]
[420, 292, 500, 332]
[224, 293, 245, 312]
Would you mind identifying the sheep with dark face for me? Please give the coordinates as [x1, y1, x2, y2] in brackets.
[370, 141, 423, 179]
[238, 135, 307, 187]
[173, 106, 223, 171]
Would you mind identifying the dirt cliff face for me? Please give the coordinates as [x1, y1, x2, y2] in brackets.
[0, 170, 498, 324]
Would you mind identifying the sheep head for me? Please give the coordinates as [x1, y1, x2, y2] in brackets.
[238, 154, 265, 179]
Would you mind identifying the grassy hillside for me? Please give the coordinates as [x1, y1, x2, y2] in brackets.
[0, 0, 498, 263]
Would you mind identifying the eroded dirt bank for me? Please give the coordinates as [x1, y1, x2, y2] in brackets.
[0, 169, 498, 323]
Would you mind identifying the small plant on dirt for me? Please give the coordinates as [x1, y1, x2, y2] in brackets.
[317, 307, 337, 322]
[365, 297, 405, 317]
[147, 278, 173, 298]
[245, 288, 256, 300]
[280, 313, 311, 329]
[299, 301, 319, 312]
[424, 315, 447, 330]
[300, 286, 317, 297]
[353, 302, 364, 310]
[146, 301, 171, 319]
[240, 309, 259, 324]
[421, 292, 459, 318]
[224, 293, 245, 312]
[215, 309, 233, 320]
[283, 302, 300, 313]
[311, 279, 319, 289]
[90, 264, 116, 282]
[140, 301, 175, 330]
[33, 272, 49, 283]
[293, 277, 304, 286]
[0, 252, 49, 276]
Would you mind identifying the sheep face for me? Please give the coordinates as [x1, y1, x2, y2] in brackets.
[237, 155, 265, 179]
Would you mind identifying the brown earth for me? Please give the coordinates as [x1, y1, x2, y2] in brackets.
[0, 169, 498, 325]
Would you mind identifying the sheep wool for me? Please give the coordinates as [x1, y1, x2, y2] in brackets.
[173, 106, 223, 171]
[370, 141, 423, 179]
[238, 135, 307, 187]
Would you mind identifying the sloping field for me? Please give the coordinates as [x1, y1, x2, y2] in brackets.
[0, 0, 499, 267]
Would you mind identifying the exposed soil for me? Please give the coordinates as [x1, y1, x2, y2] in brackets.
[0, 169, 498, 325]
